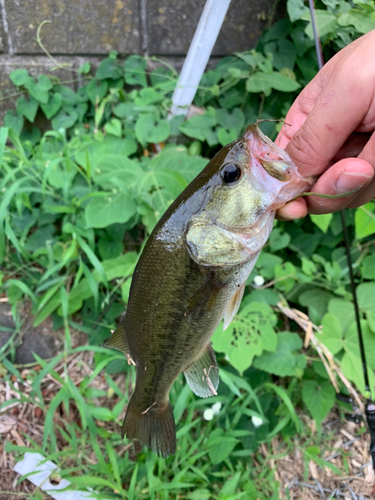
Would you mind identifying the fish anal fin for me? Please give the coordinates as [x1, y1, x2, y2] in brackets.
[184, 343, 219, 398]
[104, 322, 135, 365]
[223, 282, 245, 331]
[122, 398, 176, 458]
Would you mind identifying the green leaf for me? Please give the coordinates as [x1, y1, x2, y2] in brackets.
[328, 299, 355, 333]
[9, 68, 30, 86]
[16, 96, 38, 122]
[269, 228, 290, 252]
[302, 380, 336, 424]
[134, 87, 164, 106]
[28, 74, 53, 104]
[217, 127, 237, 146]
[361, 253, 375, 280]
[207, 430, 239, 465]
[253, 331, 306, 376]
[41, 93, 62, 119]
[101, 252, 138, 281]
[310, 213, 333, 233]
[338, 10, 375, 33]
[96, 57, 123, 80]
[104, 118, 122, 137]
[216, 108, 244, 136]
[149, 146, 208, 183]
[124, 55, 147, 87]
[357, 282, 375, 312]
[135, 114, 170, 146]
[301, 10, 339, 39]
[274, 262, 296, 292]
[264, 38, 297, 71]
[318, 313, 343, 355]
[4, 111, 23, 136]
[287, 0, 309, 22]
[246, 71, 300, 94]
[85, 192, 137, 228]
[179, 113, 217, 141]
[86, 79, 109, 104]
[78, 62, 91, 74]
[51, 109, 78, 130]
[212, 302, 277, 374]
[75, 137, 138, 173]
[355, 203, 375, 239]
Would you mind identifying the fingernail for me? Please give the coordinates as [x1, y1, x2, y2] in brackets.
[335, 172, 372, 194]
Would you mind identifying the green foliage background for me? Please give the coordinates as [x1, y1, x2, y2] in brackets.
[1, 0, 375, 498]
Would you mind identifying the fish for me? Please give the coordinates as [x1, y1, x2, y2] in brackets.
[105, 124, 314, 457]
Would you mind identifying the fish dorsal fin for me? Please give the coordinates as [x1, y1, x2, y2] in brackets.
[223, 283, 245, 331]
[104, 322, 129, 354]
[184, 343, 219, 398]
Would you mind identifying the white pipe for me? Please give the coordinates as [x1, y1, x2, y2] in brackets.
[169, 0, 231, 118]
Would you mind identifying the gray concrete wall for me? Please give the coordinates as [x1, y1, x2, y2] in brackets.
[0, 0, 281, 119]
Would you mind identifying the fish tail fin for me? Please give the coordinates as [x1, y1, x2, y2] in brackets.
[122, 397, 176, 458]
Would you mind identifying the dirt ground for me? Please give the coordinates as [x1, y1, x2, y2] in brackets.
[1, 349, 374, 499]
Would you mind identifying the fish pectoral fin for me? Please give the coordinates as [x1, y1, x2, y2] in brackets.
[104, 322, 131, 356]
[184, 343, 219, 398]
[223, 282, 245, 331]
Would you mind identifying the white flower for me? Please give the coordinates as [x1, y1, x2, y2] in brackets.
[252, 416, 263, 428]
[254, 275, 265, 286]
[203, 409, 214, 421]
[211, 402, 222, 415]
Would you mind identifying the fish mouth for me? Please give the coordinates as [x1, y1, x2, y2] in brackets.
[245, 124, 294, 182]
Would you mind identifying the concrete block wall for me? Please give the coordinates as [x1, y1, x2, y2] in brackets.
[0, 0, 280, 120]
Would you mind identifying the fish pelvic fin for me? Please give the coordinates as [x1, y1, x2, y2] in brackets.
[104, 322, 129, 354]
[184, 343, 219, 398]
[223, 282, 245, 331]
[122, 397, 176, 458]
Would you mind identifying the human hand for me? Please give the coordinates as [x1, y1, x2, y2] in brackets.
[275, 29, 375, 220]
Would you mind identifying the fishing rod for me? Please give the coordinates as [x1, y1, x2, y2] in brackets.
[308, 0, 375, 470]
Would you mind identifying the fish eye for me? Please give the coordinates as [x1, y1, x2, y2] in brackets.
[221, 163, 242, 184]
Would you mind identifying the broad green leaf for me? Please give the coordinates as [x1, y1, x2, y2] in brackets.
[302, 380, 336, 424]
[357, 282, 375, 311]
[343, 321, 375, 369]
[101, 252, 138, 281]
[75, 136, 138, 173]
[361, 253, 375, 280]
[96, 56, 123, 80]
[4, 111, 23, 136]
[85, 191, 137, 228]
[287, 0, 309, 22]
[253, 331, 306, 376]
[216, 108, 245, 135]
[149, 146, 208, 183]
[338, 10, 375, 33]
[16, 96, 38, 122]
[328, 299, 355, 333]
[274, 262, 296, 292]
[104, 118, 122, 137]
[135, 114, 170, 146]
[124, 55, 147, 87]
[41, 93, 62, 119]
[9, 68, 30, 86]
[51, 109, 78, 130]
[318, 313, 343, 355]
[179, 113, 217, 141]
[28, 74, 53, 104]
[217, 127, 237, 146]
[86, 79, 109, 104]
[299, 288, 333, 322]
[212, 302, 277, 374]
[341, 349, 375, 396]
[310, 213, 333, 233]
[355, 203, 375, 239]
[264, 38, 297, 71]
[246, 71, 300, 94]
[269, 228, 290, 252]
[134, 87, 164, 106]
[207, 430, 239, 465]
[302, 10, 339, 39]
[138, 169, 187, 215]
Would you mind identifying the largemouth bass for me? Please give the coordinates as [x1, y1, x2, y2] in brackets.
[106, 124, 314, 457]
